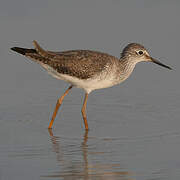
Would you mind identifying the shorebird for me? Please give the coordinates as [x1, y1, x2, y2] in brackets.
[11, 41, 172, 130]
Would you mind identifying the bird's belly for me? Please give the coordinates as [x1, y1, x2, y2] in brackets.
[83, 78, 116, 92]
[40, 64, 120, 93]
[41, 64, 117, 92]
[57, 73, 116, 93]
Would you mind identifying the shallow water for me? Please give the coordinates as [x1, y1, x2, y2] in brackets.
[1, 0, 180, 179]
[0, 87, 180, 180]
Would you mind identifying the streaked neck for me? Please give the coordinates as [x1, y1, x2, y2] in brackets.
[120, 56, 137, 73]
[116, 56, 138, 82]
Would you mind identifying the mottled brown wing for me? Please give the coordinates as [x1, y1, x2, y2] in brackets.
[47, 50, 113, 79]
[11, 41, 115, 80]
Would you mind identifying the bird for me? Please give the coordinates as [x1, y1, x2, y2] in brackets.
[11, 41, 172, 130]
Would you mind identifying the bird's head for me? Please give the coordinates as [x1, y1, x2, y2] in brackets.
[121, 43, 172, 70]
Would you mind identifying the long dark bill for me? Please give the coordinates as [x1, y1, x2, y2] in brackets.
[151, 57, 172, 70]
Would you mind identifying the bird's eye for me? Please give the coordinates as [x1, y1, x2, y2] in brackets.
[138, 51, 143, 55]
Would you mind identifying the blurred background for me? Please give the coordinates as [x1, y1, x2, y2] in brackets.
[0, 0, 180, 179]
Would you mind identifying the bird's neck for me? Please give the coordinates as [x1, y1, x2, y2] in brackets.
[116, 57, 138, 82]
[121, 57, 137, 72]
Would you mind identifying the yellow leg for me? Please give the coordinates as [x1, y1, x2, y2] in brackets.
[48, 85, 73, 129]
[81, 93, 89, 130]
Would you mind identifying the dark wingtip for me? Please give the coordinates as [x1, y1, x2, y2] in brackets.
[11, 47, 16, 51]
[11, 47, 26, 55]
[11, 47, 37, 55]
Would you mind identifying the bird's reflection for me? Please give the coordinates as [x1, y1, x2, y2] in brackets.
[46, 129, 133, 180]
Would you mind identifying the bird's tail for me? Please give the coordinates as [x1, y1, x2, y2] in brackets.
[11, 47, 37, 55]
[11, 41, 55, 60]
[11, 42, 50, 63]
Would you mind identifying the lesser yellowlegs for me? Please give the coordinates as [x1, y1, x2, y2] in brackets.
[11, 41, 172, 130]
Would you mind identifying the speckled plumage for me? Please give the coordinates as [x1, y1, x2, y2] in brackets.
[121, 43, 145, 57]
[12, 44, 118, 80]
[11, 41, 172, 130]
[11, 41, 172, 93]
[49, 50, 117, 79]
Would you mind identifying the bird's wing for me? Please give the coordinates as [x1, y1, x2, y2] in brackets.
[32, 41, 116, 79]
[47, 50, 114, 79]
[12, 41, 116, 79]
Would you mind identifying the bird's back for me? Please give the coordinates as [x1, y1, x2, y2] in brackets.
[50, 50, 118, 79]
[12, 41, 119, 79]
